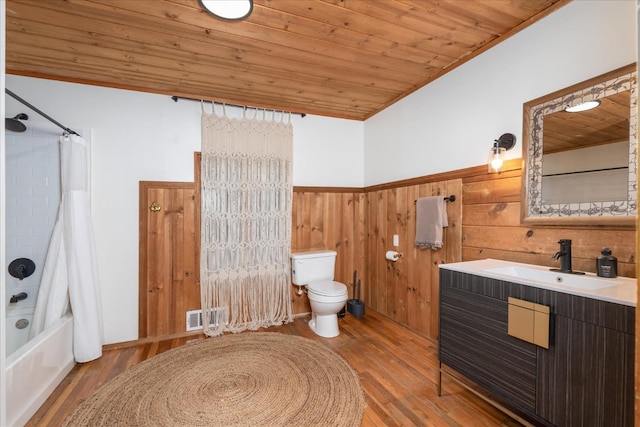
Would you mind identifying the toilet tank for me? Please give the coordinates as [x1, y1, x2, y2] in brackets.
[290, 250, 337, 285]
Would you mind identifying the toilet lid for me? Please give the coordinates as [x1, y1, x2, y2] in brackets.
[308, 280, 348, 297]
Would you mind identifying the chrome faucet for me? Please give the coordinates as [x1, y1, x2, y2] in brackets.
[552, 239, 573, 273]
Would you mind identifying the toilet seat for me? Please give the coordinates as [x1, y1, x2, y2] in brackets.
[307, 280, 348, 297]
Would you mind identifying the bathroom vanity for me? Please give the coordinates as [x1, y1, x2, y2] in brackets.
[438, 259, 635, 427]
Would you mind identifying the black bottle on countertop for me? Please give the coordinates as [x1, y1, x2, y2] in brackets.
[596, 247, 617, 278]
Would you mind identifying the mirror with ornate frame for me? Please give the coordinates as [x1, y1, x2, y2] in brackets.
[521, 63, 637, 226]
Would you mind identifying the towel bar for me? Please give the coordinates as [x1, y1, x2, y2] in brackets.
[414, 195, 456, 204]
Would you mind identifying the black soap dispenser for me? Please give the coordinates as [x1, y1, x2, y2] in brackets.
[596, 248, 617, 278]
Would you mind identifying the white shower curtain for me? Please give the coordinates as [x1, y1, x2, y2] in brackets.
[30, 134, 103, 363]
[200, 106, 293, 336]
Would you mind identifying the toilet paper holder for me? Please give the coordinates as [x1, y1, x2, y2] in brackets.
[385, 250, 402, 261]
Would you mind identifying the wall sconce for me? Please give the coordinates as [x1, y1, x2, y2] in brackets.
[489, 133, 516, 173]
[199, 0, 253, 21]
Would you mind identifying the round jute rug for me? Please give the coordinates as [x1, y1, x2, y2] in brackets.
[63, 332, 365, 426]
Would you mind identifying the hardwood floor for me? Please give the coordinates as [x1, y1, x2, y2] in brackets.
[26, 309, 522, 426]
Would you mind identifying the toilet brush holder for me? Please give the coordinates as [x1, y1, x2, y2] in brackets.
[347, 299, 365, 317]
[347, 277, 365, 317]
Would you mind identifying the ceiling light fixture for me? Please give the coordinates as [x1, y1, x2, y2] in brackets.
[489, 133, 517, 173]
[564, 100, 601, 113]
[199, 0, 253, 21]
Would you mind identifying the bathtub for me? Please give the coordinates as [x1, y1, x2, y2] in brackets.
[6, 306, 34, 357]
[5, 311, 75, 426]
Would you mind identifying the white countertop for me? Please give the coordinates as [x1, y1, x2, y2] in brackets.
[440, 259, 637, 307]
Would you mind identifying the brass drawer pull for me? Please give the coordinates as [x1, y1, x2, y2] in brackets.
[507, 297, 550, 349]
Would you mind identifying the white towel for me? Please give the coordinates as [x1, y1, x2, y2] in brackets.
[415, 196, 448, 250]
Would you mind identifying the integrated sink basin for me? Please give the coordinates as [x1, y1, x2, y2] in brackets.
[485, 266, 620, 290]
[440, 259, 636, 307]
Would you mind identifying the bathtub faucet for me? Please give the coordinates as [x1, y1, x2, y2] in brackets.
[10, 292, 28, 304]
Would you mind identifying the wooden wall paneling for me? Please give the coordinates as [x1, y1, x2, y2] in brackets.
[462, 247, 560, 268]
[164, 189, 180, 333]
[139, 185, 163, 338]
[290, 192, 311, 315]
[178, 187, 200, 326]
[354, 193, 366, 301]
[463, 175, 522, 204]
[295, 192, 312, 251]
[430, 178, 463, 338]
[139, 182, 199, 338]
[415, 183, 434, 337]
[336, 192, 365, 300]
[289, 193, 299, 314]
[385, 187, 400, 323]
[463, 202, 522, 227]
[152, 186, 169, 335]
[396, 186, 411, 326]
[462, 225, 635, 276]
[364, 193, 374, 310]
[166, 188, 184, 334]
[193, 153, 201, 288]
[289, 190, 365, 316]
[445, 179, 463, 262]
[309, 192, 326, 249]
[141, 154, 634, 341]
[327, 193, 343, 284]
[367, 190, 383, 313]
[340, 192, 355, 297]
[405, 185, 419, 331]
[291, 190, 300, 250]
[375, 190, 389, 314]
[362, 179, 462, 340]
[429, 183, 447, 339]
[460, 165, 635, 278]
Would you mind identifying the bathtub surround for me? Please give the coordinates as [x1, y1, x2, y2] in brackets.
[62, 332, 365, 426]
[5, 129, 60, 340]
[31, 134, 103, 363]
[200, 107, 294, 336]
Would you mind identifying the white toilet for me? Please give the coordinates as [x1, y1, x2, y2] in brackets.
[291, 250, 348, 338]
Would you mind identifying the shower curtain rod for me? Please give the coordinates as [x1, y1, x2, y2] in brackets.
[5, 89, 80, 136]
[171, 95, 306, 118]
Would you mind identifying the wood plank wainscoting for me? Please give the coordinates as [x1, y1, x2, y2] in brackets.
[141, 154, 636, 341]
[290, 187, 366, 315]
[139, 181, 199, 338]
[133, 154, 636, 424]
[364, 179, 463, 339]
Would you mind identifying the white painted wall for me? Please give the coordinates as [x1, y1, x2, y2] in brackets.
[4, 77, 363, 344]
[364, 0, 637, 186]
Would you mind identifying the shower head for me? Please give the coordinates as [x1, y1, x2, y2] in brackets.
[5, 113, 29, 132]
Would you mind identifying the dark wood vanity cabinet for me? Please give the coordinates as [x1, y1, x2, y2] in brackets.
[439, 269, 635, 427]
[536, 297, 634, 426]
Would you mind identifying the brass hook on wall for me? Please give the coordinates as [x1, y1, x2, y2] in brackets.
[149, 201, 162, 212]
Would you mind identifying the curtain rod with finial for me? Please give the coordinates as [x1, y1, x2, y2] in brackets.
[171, 96, 306, 118]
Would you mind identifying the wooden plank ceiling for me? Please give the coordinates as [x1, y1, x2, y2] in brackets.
[543, 91, 631, 154]
[5, 0, 569, 120]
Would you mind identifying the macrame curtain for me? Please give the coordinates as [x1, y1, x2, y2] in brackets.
[200, 106, 294, 336]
